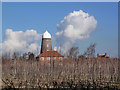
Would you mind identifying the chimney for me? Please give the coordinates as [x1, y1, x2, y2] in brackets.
[97, 53, 99, 57]
[105, 53, 107, 57]
[54, 47, 57, 51]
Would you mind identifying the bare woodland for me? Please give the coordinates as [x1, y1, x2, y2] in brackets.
[1, 57, 120, 89]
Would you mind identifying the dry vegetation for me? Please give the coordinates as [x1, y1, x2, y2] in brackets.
[1, 57, 120, 89]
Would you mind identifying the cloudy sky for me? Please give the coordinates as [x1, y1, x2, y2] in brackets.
[1, 2, 118, 57]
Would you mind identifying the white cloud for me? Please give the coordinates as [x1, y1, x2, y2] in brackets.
[1, 29, 42, 56]
[56, 10, 97, 54]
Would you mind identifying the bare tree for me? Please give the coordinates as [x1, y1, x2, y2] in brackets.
[83, 43, 96, 58]
[12, 52, 20, 60]
[78, 55, 86, 59]
[118, 58, 120, 81]
[67, 47, 79, 59]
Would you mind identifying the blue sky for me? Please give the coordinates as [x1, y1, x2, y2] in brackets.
[2, 2, 118, 57]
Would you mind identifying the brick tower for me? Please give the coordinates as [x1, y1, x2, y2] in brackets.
[40, 30, 52, 53]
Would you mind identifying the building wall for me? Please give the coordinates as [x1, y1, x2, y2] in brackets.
[41, 38, 52, 53]
[38, 56, 64, 62]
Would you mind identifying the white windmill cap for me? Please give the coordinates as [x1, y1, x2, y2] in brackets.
[42, 30, 51, 38]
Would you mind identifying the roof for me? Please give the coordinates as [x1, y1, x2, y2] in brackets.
[98, 55, 109, 58]
[97, 53, 109, 58]
[36, 51, 64, 58]
[42, 30, 51, 38]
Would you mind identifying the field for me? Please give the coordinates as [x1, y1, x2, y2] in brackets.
[1, 58, 120, 89]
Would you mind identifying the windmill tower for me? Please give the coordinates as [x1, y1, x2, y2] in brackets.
[40, 30, 52, 53]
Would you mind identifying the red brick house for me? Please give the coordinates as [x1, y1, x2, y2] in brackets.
[36, 51, 64, 61]
[97, 53, 109, 58]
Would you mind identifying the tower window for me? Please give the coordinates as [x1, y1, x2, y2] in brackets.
[47, 57, 50, 60]
[46, 40, 49, 42]
[47, 44, 49, 48]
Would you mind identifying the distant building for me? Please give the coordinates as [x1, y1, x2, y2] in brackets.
[36, 30, 64, 61]
[97, 53, 109, 58]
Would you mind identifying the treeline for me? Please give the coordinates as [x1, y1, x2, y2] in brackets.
[2, 57, 120, 89]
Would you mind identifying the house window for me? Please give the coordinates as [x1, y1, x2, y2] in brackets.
[53, 57, 56, 60]
[47, 57, 50, 60]
[41, 57, 44, 60]
[59, 57, 63, 60]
